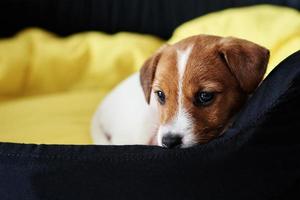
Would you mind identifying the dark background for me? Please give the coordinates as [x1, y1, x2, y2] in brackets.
[0, 0, 300, 39]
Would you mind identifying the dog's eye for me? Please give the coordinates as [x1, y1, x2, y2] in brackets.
[194, 91, 214, 106]
[155, 90, 166, 105]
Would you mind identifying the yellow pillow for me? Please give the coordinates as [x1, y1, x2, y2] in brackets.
[169, 5, 300, 76]
[0, 29, 163, 96]
[0, 29, 164, 144]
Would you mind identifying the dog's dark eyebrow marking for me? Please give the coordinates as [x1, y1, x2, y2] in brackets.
[197, 81, 224, 92]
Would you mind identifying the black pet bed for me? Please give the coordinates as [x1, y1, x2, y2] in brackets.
[0, 1, 300, 200]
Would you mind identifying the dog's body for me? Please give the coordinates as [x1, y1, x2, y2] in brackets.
[91, 35, 269, 148]
[91, 72, 158, 145]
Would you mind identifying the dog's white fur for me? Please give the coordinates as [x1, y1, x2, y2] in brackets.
[91, 73, 158, 145]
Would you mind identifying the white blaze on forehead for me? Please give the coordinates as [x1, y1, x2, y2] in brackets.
[176, 45, 193, 106]
[157, 45, 195, 147]
[177, 46, 193, 81]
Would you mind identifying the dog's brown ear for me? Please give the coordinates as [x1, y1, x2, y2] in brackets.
[140, 45, 167, 104]
[219, 37, 270, 94]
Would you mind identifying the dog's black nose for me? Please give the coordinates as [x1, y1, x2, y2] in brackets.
[162, 134, 182, 148]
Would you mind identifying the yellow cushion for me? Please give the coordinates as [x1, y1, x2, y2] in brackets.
[0, 5, 299, 144]
[0, 29, 163, 144]
[169, 5, 300, 76]
[0, 29, 163, 96]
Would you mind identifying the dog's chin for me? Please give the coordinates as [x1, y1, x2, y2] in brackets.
[157, 142, 196, 148]
[180, 142, 197, 148]
[181, 135, 198, 148]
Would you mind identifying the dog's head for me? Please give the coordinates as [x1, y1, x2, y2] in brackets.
[140, 35, 269, 148]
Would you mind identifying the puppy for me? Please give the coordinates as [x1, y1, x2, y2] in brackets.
[91, 35, 269, 148]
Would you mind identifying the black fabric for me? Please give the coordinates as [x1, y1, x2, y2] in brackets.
[0, 0, 300, 39]
[0, 50, 299, 200]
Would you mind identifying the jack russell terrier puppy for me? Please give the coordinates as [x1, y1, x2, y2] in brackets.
[91, 34, 269, 148]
